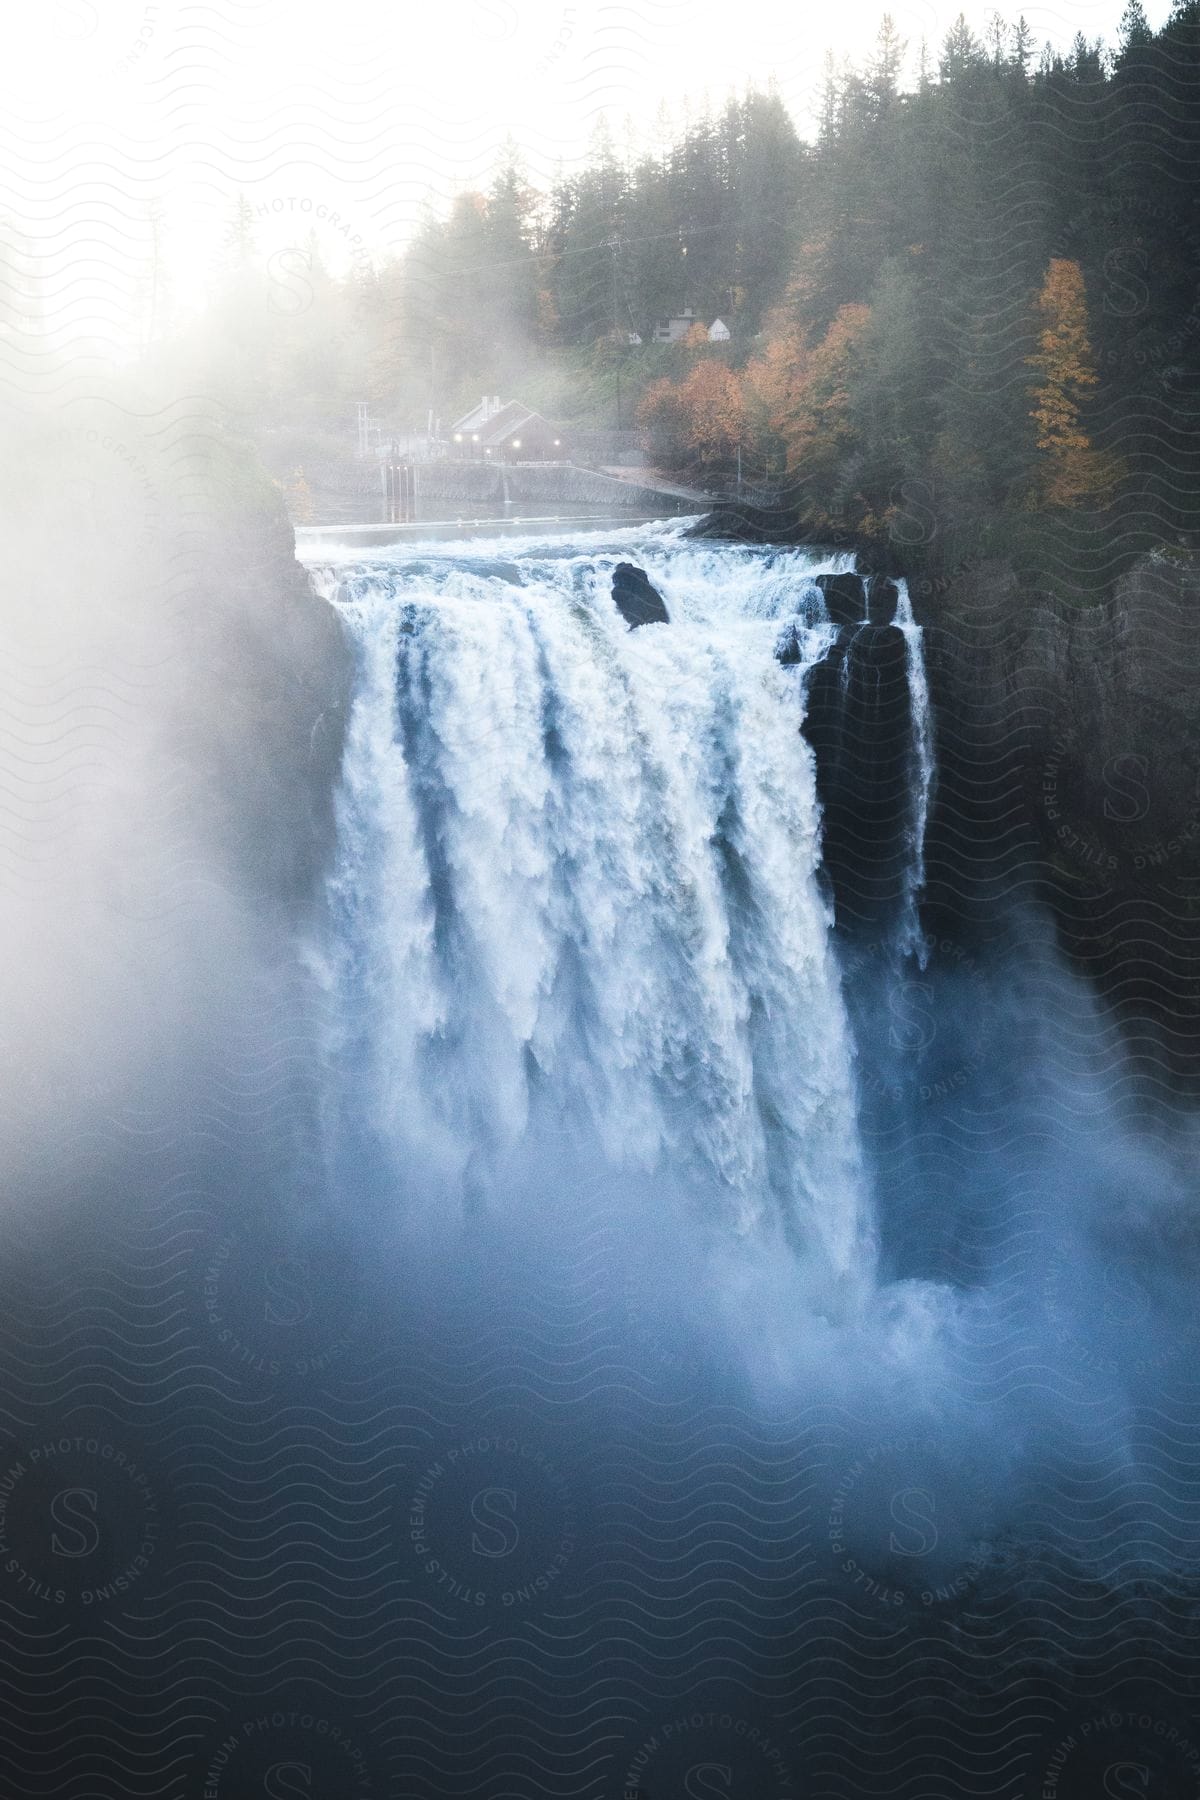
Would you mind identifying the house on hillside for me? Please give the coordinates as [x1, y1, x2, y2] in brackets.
[653, 308, 698, 343]
[448, 396, 565, 461]
[651, 308, 732, 344]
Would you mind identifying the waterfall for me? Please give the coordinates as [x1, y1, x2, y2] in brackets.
[306, 522, 933, 1293]
[894, 584, 935, 961]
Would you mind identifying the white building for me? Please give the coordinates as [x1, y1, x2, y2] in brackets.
[653, 308, 697, 343]
[652, 309, 732, 344]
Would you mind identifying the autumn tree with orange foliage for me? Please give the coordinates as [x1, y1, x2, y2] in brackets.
[637, 377, 688, 468]
[744, 301, 874, 525]
[679, 360, 746, 466]
[742, 315, 811, 474]
[637, 358, 746, 472]
[1027, 258, 1122, 508]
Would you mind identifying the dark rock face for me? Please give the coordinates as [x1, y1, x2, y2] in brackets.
[802, 623, 919, 932]
[815, 572, 867, 627]
[920, 555, 1200, 903]
[866, 574, 900, 625]
[612, 562, 670, 628]
[775, 624, 803, 665]
[772, 573, 919, 929]
[685, 498, 860, 553]
[917, 552, 1200, 1077]
[163, 480, 353, 931]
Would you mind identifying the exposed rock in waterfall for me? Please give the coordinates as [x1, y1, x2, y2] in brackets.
[866, 574, 900, 625]
[815, 572, 866, 627]
[775, 623, 803, 665]
[612, 562, 670, 628]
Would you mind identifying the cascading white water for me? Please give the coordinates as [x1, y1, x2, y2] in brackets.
[306, 521, 931, 1292]
[894, 585, 936, 962]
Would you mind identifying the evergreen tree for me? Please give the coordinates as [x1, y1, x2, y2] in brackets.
[940, 13, 986, 79]
[1010, 16, 1035, 74]
[1118, 0, 1153, 52]
[866, 15, 906, 116]
[817, 51, 840, 151]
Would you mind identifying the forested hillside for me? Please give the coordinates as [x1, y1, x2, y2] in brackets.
[189, 3, 1200, 567]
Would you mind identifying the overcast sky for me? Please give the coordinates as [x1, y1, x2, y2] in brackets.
[0, 0, 1174, 359]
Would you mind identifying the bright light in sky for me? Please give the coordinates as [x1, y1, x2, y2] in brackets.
[0, 0, 1174, 362]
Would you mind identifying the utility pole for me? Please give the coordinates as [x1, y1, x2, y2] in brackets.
[608, 234, 623, 434]
[428, 342, 436, 456]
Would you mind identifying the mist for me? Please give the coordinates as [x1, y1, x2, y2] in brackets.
[4, 0, 1200, 1791]
[4, 384, 1199, 1800]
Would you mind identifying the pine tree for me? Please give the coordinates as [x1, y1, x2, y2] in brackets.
[1115, 0, 1154, 69]
[1118, 0, 1153, 48]
[940, 13, 985, 79]
[732, 90, 805, 327]
[867, 15, 907, 116]
[817, 51, 840, 151]
[1010, 16, 1035, 74]
[986, 11, 1007, 67]
[1068, 30, 1105, 79]
[485, 150, 539, 347]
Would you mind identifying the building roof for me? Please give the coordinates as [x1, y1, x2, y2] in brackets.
[448, 398, 562, 449]
[475, 401, 533, 445]
[450, 396, 501, 435]
[483, 405, 559, 447]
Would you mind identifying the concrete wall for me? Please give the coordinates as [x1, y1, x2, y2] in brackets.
[413, 461, 689, 512]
